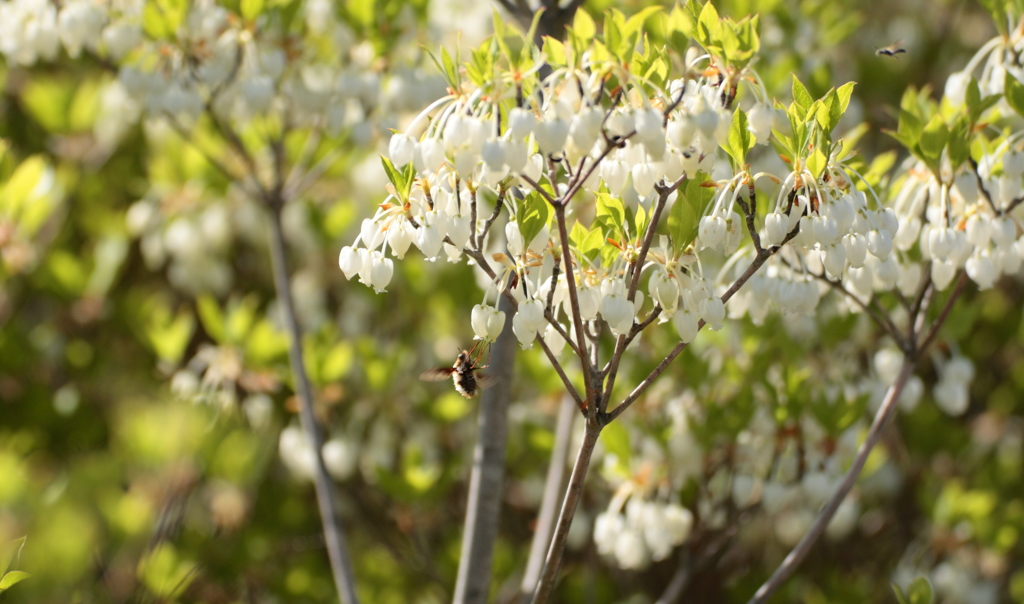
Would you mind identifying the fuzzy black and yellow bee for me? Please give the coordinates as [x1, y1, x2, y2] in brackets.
[419, 344, 497, 399]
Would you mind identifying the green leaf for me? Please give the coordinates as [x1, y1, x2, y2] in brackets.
[572, 8, 596, 40]
[0, 570, 30, 591]
[197, 295, 226, 343]
[806, 147, 827, 179]
[635, 203, 649, 238]
[596, 192, 626, 230]
[668, 172, 715, 255]
[240, 0, 264, 20]
[726, 107, 752, 166]
[947, 115, 971, 169]
[542, 37, 566, 68]
[896, 109, 923, 146]
[836, 81, 856, 115]
[892, 583, 909, 604]
[0, 537, 26, 577]
[791, 76, 813, 113]
[516, 192, 551, 251]
[918, 114, 949, 162]
[906, 576, 934, 604]
[695, 1, 721, 52]
[1004, 70, 1024, 120]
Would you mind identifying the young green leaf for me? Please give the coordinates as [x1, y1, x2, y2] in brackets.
[918, 114, 949, 163]
[726, 107, 752, 166]
[516, 192, 552, 250]
[906, 576, 934, 604]
[1003, 70, 1024, 120]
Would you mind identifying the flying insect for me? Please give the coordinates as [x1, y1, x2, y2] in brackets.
[876, 40, 906, 58]
[420, 344, 496, 399]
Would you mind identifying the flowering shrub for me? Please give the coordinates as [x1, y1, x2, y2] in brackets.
[3, 0, 1024, 603]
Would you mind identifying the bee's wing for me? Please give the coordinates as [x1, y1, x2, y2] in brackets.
[475, 373, 502, 391]
[420, 368, 456, 382]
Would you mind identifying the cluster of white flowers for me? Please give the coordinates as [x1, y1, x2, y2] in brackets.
[339, 36, 804, 353]
[593, 493, 694, 570]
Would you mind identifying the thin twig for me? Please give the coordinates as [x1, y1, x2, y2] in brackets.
[528, 425, 601, 604]
[267, 204, 360, 604]
[745, 357, 915, 604]
[519, 396, 577, 603]
[917, 271, 968, 353]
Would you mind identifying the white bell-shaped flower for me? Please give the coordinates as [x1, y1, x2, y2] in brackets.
[419, 138, 446, 172]
[577, 284, 600, 320]
[535, 117, 570, 156]
[894, 216, 921, 251]
[934, 379, 969, 416]
[944, 70, 970, 107]
[360, 218, 386, 250]
[503, 139, 528, 173]
[649, 268, 679, 314]
[505, 221, 524, 256]
[843, 232, 868, 268]
[822, 243, 846, 278]
[388, 132, 416, 167]
[416, 213, 446, 260]
[966, 250, 998, 289]
[765, 212, 789, 246]
[471, 303, 506, 342]
[338, 246, 363, 279]
[631, 161, 657, 197]
[699, 213, 727, 248]
[634, 107, 664, 150]
[508, 107, 537, 139]
[1004, 150, 1024, 177]
[897, 262, 922, 297]
[699, 296, 725, 330]
[481, 138, 505, 171]
[512, 298, 545, 348]
[601, 159, 629, 193]
[965, 214, 992, 248]
[601, 288, 634, 335]
[569, 108, 602, 153]
[931, 258, 958, 290]
[667, 115, 697, 151]
[541, 323, 566, 354]
[673, 307, 699, 342]
[448, 214, 472, 249]
[593, 512, 624, 556]
[928, 227, 957, 261]
[993, 216, 1017, 247]
[387, 219, 415, 259]
[747, 102, 773, 144]
[367, 251, 393, 293]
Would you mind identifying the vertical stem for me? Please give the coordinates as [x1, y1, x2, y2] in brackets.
[452, 295, 517, 604]
[267, 204, 360, 604]
[529, 423, 601, 604]
[520, 396, 577, 603]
